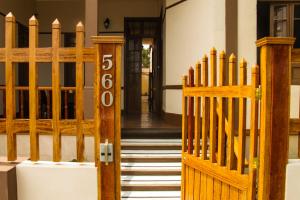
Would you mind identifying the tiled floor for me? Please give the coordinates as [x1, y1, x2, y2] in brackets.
[122, 96, 180, 129]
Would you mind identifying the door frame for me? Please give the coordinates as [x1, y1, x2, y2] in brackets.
[124, 17, 162, 115]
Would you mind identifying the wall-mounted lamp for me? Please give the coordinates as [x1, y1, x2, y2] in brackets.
[104, 18, 110, 29]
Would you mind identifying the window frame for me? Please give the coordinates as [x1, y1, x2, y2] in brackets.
[270, 3, 292, 37]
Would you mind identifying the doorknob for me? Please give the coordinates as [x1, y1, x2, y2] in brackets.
[100, 139, 113, 165]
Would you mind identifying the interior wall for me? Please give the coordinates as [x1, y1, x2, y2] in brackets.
[163, 0, 226, 114]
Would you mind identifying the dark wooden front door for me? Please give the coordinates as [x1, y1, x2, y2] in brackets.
[125, 38, 142, 114]
[124, 18, 162, 115]
[151, 38, 162, 114]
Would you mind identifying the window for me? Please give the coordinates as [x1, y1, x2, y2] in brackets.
[270, 3, 300, 47]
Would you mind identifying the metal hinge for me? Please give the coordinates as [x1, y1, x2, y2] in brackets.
[255, 87, 262, 100]
[253, 157, 259, 169]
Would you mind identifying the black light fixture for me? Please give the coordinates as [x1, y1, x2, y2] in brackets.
[104, 18, 110, 29]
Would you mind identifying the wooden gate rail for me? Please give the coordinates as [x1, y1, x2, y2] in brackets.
[0, 13, 95, 162]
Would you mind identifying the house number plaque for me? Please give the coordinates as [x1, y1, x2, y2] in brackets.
[101, 54, 114, 107]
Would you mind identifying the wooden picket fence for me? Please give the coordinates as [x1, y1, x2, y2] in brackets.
[181, 50, 258, 199]
[0, 13, 96, 162]
[0, 12, 124, 200]
[181, 38, 295, 200]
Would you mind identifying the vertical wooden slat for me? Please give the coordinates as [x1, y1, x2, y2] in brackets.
[76, 22, 84, 161]
[237, 58, 247, 174]
[115, 43, 122, 200]
[3, 90, 6, 117]
[194, 169, 201, 200]
[221, 183, 230, 200]
[182, 75, 188, 152]
[227, 54, 236, 170]
[5, 12, 17, 161]
[38, 91, 42, 118]
[52, 19, 61, 162]
[217, 51, 226, 166]
[188, 167, 195, 200]
[181, 164, 187, 200]
[239, 191, 247, 200]
[188, 67, 194, 154]
[201, 55, 209, 160]
[213, 180, 221, 200]
[181, 76, 187, 200]
[29, 15, 39, 161]
[210, 48, 217, 163]
[200, 173, 207, 200]
[206, 176, 214, 200]
[20, 90, 24, 118]
[47, 91, 51, 118]
[230, 186, 239, 200]
[64, 91, 68, 119]
[93, 41, 101, 200]
[248, 65, 259, 200]
[183, 165, 190, 200]
[194, 62, 201, 157]
[73, 92, 76, 118]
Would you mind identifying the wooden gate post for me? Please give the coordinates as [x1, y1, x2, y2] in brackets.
[92, 36, 124, 200]
[257, 37, 295, 200]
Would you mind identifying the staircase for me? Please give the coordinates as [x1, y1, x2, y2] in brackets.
[121, 128, 182, 200]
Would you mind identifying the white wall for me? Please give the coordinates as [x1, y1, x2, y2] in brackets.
[17, 161, 97, 200]
[238, 0, 257, 82]
[163, 0, 226, 114]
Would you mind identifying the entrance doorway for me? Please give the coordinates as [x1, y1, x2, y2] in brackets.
[124, 18, 162, 115]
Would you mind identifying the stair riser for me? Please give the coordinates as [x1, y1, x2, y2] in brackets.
[122, 171, 181, 176]
[122, 158, 181, 163]
[122, 146, 181, 150]
[122, 186, 181, 191]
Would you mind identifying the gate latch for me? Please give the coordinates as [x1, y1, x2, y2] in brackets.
[100, 139, 113, 165]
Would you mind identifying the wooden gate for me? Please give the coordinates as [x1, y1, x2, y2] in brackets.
[0, 13, 123, 200]
[181, 38, 295, 200]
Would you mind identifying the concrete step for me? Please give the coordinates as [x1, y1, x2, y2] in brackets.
[120, 138, 182, 198]
[122, 175, 181, 191]
[122, 180, 181, 191]
[121, 153, 181, 163]
[122, 142, 181, 150]
[121, 139, 181, 150]
[122, 150, 182, 154]
[121, 162, 181, 176]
